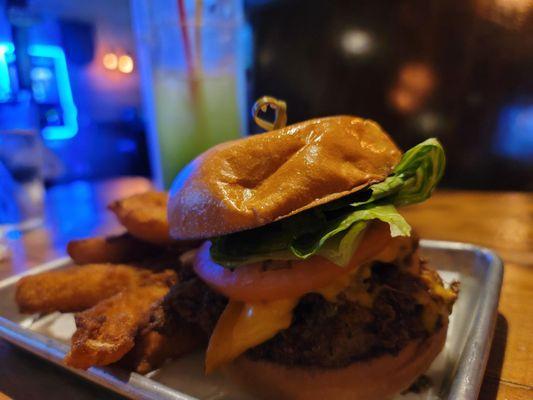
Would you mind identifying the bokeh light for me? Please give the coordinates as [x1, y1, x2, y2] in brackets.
[340, 29, 374, 56]
[388, 62, 437, 114]
[102, 53, 118, 70]
[118, 55, 134, 74]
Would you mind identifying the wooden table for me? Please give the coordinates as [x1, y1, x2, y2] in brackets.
[0, 177, 531, 399]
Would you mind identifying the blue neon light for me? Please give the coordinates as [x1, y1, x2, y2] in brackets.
[495, 104, 533, 162]
[28, 44, 78, 140]
[0, 42, 14, 102]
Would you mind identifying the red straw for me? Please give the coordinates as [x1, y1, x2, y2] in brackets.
[177, 0, 198, 101]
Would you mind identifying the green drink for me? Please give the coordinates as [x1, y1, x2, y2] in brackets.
[132, 0, 246, 188]
[153, 71, 242, 187]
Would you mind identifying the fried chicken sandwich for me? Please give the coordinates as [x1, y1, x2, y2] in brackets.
[165, 116, 457, 399]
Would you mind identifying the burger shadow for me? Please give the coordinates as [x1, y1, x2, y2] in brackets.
[477, 313, 508, 400]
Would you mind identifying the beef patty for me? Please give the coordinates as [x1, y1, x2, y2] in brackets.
[163, 259, 454, 368]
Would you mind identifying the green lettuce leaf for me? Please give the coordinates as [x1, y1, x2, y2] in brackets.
[352, 138, 445, 207]
[210, 138, 444, 268]
[297, 204, 411, 266]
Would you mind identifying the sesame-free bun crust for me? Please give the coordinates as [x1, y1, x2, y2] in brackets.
[169, 116, 401, 240]
[224, 323, 447, 400]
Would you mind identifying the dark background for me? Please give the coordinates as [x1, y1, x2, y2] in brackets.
[1, 0, 532, 190]
[246, 0, 533, 190]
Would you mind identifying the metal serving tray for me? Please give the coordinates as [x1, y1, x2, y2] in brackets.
[0, 240, 503, 400]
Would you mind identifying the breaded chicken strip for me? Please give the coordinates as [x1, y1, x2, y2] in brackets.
[67, 233, 161, 264]
[120, 327, 204, 374]
[65, 271, 176, 369]
[16, 264, 158, 314]
[108, 191, 173, 245]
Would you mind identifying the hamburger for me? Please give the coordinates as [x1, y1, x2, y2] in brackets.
[165, 116, 458, 399]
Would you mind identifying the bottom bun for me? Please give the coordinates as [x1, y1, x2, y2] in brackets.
[222, 322, 447, 400]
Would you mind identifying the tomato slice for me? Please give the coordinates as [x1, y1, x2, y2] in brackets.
[194, 222, 391, 302]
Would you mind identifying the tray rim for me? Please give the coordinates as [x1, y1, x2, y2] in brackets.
[0, 240, 503, 400]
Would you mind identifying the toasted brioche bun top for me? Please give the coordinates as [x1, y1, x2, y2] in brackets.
[169, 116, 401, 240]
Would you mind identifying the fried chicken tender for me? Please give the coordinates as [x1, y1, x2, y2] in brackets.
[15, 264, 158, 314]
[119, 286, 205, 374]
[67, 233, 161, 264]
[108, 191, 173, 245]
[120, 327, 204, 374]
[65, 271, 176, 369]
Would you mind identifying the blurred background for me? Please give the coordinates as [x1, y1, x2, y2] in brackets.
[0, 0, 531, 207]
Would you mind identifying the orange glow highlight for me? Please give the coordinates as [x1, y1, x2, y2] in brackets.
[118, 55, 134, 74]
[102, 53, 118, 70]
[388, 62, 437, 114]
[476, 0, 533, 28]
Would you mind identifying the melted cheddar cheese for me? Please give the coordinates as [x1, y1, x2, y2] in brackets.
[206, 298, 298, 373]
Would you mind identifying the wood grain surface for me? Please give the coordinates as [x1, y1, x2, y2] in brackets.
[0, 178, 531, 399]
